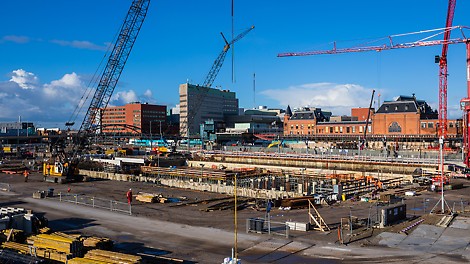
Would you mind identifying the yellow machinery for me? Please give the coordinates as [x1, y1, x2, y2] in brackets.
[43, 161, 79, 183]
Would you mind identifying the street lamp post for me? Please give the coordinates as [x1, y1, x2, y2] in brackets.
[199, 163, 205, 183]
[151, 120, 163, 175]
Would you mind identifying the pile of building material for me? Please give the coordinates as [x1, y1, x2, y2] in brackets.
[69, 249, 141, 264]
[83, 237, 113, 250]
[136, 193, 170, 203]
[0, 207, 39, 234]
[28, 233, 83, 258]
[0, 229, 25, 243]
[0, 249, 44, 263]
[280, 197, 316, 209]
[2, 241, 69, 262]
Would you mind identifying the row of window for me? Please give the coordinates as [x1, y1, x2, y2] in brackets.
[420, 122, 459, 129]
[288, 125, 371, 134]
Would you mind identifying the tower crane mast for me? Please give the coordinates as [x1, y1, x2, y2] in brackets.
[437, 0, 456, 138]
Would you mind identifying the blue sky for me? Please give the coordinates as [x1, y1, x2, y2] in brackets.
[1, 0, 469, 128]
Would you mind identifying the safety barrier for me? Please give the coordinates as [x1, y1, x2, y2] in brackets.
[56, 193, 132, 215]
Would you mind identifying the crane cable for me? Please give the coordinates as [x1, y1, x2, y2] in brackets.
[66, 21, 122, 128]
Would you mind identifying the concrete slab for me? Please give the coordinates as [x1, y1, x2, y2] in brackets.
[429, 226, 470, 254]
[255, 241, 312, 263]
[405, 224, 445, 239]
[240, 238, 291, 262]
[376, 232, 407, 247]
[450, 216, 470, 230]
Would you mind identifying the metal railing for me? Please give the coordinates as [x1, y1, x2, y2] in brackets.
[246, 217, 290, 238]
[56, 193, 132, 215]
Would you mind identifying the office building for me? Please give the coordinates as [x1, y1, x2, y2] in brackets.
[179, 83, 238, 137]
[101, 102, 166, 134]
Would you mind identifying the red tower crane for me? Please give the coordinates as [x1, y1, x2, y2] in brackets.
[437, 0, 457, 138]
[278, 2, 470, 166]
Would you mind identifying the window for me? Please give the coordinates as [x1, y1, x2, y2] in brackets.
[389, 122, 402, 133]
[346, 127, 350, 133]
[421, 122, 426, 128]
[449, 122, 454, 128]
[405, 105, 409, 111]
[352, 126, 356, 133]
[395, 106, 398, 111]
[428, 122, 434, 129]
[340, 127, 343, 133]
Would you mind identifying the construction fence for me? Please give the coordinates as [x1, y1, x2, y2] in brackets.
[55, 193, 132, 215]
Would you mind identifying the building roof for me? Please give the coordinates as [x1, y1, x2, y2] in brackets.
[376, 101, 418, 113]
[376, 94, 437, 119]
[286, 105, 293, 116]
[289, 107, 328, 121]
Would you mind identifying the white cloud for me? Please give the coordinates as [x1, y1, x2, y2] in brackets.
[1, 35, 30, 44]
[9, 69, 38, 89]
[0, 70, 88, 123]
[50, 39, 109, 51]
[112, 90, 139, 104]
[43, 72, 83, 98]
[143, 89, 152, 98]
[261, 82, 374, 116]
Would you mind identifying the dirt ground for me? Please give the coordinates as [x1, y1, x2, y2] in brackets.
[1, 169, 470, 263]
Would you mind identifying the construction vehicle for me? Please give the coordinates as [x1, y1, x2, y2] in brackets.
[43, 0, 150, 183]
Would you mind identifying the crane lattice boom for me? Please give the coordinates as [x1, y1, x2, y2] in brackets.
[202, 25, 255, 88]
[80, 0, 150, 133]
[278, 26, 468, 57]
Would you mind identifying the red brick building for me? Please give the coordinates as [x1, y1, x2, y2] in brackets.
[101, 102, 166, 134]
[283, 95, 462, 138]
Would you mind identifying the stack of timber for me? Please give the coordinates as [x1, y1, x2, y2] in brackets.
[68, 258, 109, 264]
[0, 229, 25, 243]
[52, 232, 82, 240]
[203, 198, 253, 212]
[280, 197, 316, 209]
[38, 227, 51, 234]
[83, 237, 113, 250]
[69, 249, 141, 264]
[29, 233, 83, 258]
[1, 241, 69, 262]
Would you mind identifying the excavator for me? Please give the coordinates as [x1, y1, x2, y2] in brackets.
[43, 0, 151, 183]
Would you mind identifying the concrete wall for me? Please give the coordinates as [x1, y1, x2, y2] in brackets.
[80, 170, 300, 199]
[207, 155, 436, 175]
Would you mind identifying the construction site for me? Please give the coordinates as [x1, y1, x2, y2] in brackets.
[1, 0, 470, 263]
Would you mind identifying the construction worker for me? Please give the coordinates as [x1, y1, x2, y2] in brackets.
[126, 189, 133, 205]
[23, 170, 29, 182]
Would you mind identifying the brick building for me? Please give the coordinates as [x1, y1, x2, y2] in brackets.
[283, 95, 462, 138]
[101, 102, 166, 134]
[372, 95, 461, 137]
